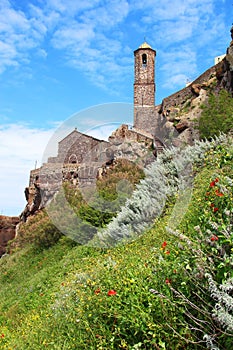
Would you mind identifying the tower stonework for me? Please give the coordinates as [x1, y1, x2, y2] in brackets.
[134, 42, 157, 133]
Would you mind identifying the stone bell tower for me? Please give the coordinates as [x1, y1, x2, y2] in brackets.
[134, 42, 156, 133]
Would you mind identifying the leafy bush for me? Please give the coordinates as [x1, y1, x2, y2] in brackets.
[63, 159, 145, 229]
[12, 210, 63, 250]
[97, 158, 145, 202]
[168, 170, 233, 349]
[199, 89, 233, 140]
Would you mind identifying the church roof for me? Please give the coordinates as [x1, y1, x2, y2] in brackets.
[58, 128, 108, 144]
[138, 41, 152, 49]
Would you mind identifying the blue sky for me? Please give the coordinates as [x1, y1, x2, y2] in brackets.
[0, 0, 232, 215]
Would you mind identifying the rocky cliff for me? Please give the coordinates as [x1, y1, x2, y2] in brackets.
[216, 26, 233, 94]
[0, 215, 19, 256]
[157, 26, 233, 146]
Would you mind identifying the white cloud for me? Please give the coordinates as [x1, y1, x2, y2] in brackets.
[162, 73, 190, 89]
[86, 123, 124, 141]
[80, 0, 129, 27]
[52, 22, 95, 49]
[152, 18, 198, 45]
[0, 0, 230, 100]
[36, 48, 47, 58]
[0, 124, 55, 216]
[0, 0, 131, 89]
[46, 0, 99, 15]
[131, 0, 226, 53]
[28, 3, 60, 32]
[131, 0, 214, 21]
[0, 0, 49, 73]
[49, 1, 131, 90]
[160, 46, 197, 89]
[0, 3, 29, 32]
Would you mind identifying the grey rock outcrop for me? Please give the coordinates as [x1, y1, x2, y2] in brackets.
[0, 215, 19, 256]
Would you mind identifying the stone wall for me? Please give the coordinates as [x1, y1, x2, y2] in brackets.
[109, 124, 153, 144]
[134, 106, 160, 135]
[53, 129, 109, 164]
[0, 215, 19, 256]
[161, 63, 221, 115]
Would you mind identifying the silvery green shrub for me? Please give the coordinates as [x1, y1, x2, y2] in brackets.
[93, 134, 229, 247]
[206, 274, 233, 333]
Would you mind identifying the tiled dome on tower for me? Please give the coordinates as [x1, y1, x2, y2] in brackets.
[138, 41, 153, 49]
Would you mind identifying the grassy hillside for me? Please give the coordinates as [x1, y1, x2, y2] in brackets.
[0, 135, 232, 349]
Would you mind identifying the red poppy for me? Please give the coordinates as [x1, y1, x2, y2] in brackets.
[215, 190, 224, 197]
[94, 288, 101, 295]
[210, 203, 215, 208]
[210, 178, 219, 187]
[165, 250, 170, 255]
[165, 278, 171, 284]
[107, 290, 117, 296]
[213, 207, 219, 212]
[211, 235, 218, 241]
[161, 241, 167, 249]
[0, 334, 5, 338]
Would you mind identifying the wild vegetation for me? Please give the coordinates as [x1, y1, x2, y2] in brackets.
[14, 159, 144, 248]
[199, 89, 233, 140]
[0, 131, 232, 349]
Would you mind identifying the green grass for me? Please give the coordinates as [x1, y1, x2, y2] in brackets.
[0, 137, 232, 349]
[199, 90, 233, 140]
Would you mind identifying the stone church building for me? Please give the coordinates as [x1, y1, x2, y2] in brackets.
[22, 35, 228, 219]
[29, 41, 162, 188]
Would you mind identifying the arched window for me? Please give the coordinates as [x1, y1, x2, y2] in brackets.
[142, 54, 147, 66]
[69, 154, 78, 164]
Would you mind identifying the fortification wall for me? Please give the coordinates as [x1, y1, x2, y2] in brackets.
[161, 63, 222, 113]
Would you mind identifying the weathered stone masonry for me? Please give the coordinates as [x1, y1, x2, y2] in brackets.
[134, 42, 157, 133]
[161, 63, 222, 116]
[25, 129, 110, 214]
